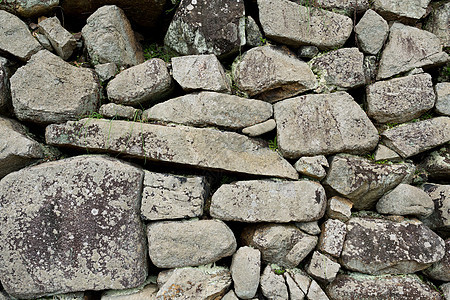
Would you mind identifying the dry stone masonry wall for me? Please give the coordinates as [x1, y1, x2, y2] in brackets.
[0, 0, 449, 299]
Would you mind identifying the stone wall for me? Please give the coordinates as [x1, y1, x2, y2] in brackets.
[0, 0, 449, 299]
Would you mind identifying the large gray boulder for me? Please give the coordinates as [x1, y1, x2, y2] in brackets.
[258, 0, 352, 50]
[143, 91, 273, 129]
[355, 9, 389, 55]
[146, 219, 236, 268]
[425, 1, 450, 48]
[82, 5, 144, 67]
[420, 184, 450, 233]
[210, 180, 327, 223]
[424, 238, 450, 282]
[11, 50, 100, 124]
[274, 92, 379, 158]
[45, 119, 299, 179]
[0, 10, 42, 61]
[323, 154, 415, 210]
[435, 82, 450, 116]
[232, 46, 317, 102]
[38, 17, 77, 60]
[377, 23, 449, 80]
[230, 247, 261, 299]
[372, 0, 431, 21]
[341, 217, 445, 275]
[0, 155, 147, 298]
[164, 0, 245, 58]
[0, 57, 10, 113]
[0, 0, 59, 18]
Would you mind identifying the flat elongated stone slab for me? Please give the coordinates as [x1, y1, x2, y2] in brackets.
[45, 119, 298, 179]
[210, 180, 326, 223]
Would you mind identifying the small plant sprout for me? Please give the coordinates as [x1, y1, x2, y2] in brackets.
[268, 136, 278, 151]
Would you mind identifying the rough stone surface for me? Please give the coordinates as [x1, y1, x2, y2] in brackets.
[101, 283, 158, 300]
[141, 171, 207, 221]
[377, 23, 449, 80]
[0, 155, 147, 298]
[373, 144, 401, 162]
[146, 219, 236, 268]
[420, 184, 450, 232]
[245, 16, 263, 47]
[318, 219, 346, 257]
[295, 221, 321, 236]
[242, 224, 317, 268]
[355, 10, 389, 55]
[164, 0, 245, 58]
[107, 59, 172, 106]
[0, 10, 42, 61]
[11, 50, 100, 124]
[421, 146, 450, 181]
[307, 280, 330, 300]
[341, 217, 445, 275]
[306, 251, 340, 283]
[143, 92, 273, 129]
[95, 63, 118, 82]
[295, 0, 369, 15]
[232, 46, 317, 102]
[323, 154, 415, 210]
[435, 82, 450, 116]
[274, 92, 379, 158]
[376, 183, 435, 217]
[284, 272, 305, 300]
[327, 196, 353, 222]
[210, 180, 326, 223]
[381, 117, 450, 158]
[441, 283, 450, 300]
[294, 155, 329, 180]
[0, 57, 10, 113]
[364, 55, 378, 83]
[366, 74, 435, 123]
[222, 290, 239, 300]
[372, 0, 431, 21]
[258, 0, 353, 50]
[260, 265, 288, 300]
[242, 119, 276, 137]
[425, 1, 450, 48]
[0, 0, 59, 18]
[297, 46, 319, 59]
[286, 269, 311, 296]
[82, 5, 144, 67]
[36, 33, 53, 51]
[38, 17, 76, 60]
[230, 247, 260, 299]
[45, 119, 299, 179]
[424, 238, 450, 281]
[309, 48, 366, 93]
[99, 103, 141, 120]
[172, 54, 231, 93]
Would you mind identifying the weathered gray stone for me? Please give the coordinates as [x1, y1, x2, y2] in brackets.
[232, 46, 317, 102]
[45, 119, 299, 179]
[327, 196, 353, 222]
[231, 247, 260, 299]
[297, 46, 319, 59]
[0, 155, 147, 298]
[424, 238, 450, 281]
[372, 0, 431, 21]
[294, 0, 369, 15]
[0, 10, 42, 61]
[141, 171, 207, 221]
[143, 92, 272, 129]
[95, 63, 118, 82]
[378, 23, 449, 80]
[101, 283, 158, 300]
[164, 0, 245, 58]
[172, 54, 231, 93]
[420, 184, 450, 233]
[284, 272, 305, 300]
[442, 283, 450, 300]
[295, 221, 321, 236]
[435, 82, 450, 116]
[376, 183, 435, 217]
[211, 180, 326, 223]
[146, 219, 236, 268]
[373, 144, 401, 162]
[382, 117, 450, 158]
[309, 48, 366, 93]
[306, 251, 340, 283]
[38, 17, 76, 60]
[341, 217, 445, 275]
[367, 74, 435, 123]
[222, 290, 239, 300]
[364, 55, 378, 84]
[258, 0, 352, 50]
[425, 1, 450, 48]
[286, 269, 311, 296]
[274, 92, 379, 158]
[0, 0, 59, 18]
[35, 33, 53, 51]
[0, 57, 10, 113]
[242, 119, 276, 137]
[308, 280, 330, 300]
[355, 10, 389, 55]
[260, 265, 288, 300]
[245, 16, 263, 47]
[38, 292, 85, 300]
[107, 59, 172, 106]
[323, 154, 415, 210]
[99, 103, 141, 120]
[421, 145, 450, 181]
[242, 224, 317, 268]
[318, 219, 346, 257]
[11, 50, 100, 124]
[294, 155, 328, 180]
[82, 5, 144, 67]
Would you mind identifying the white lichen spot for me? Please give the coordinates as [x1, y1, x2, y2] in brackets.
[91, 208, 99, 216]
[192, 0, 197, 4]
[187, 4, 194, 10]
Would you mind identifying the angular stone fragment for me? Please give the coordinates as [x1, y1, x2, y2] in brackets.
[382, 117, 450, 158]
[231, 247, 260, 299]
[378, 23, 449, 80]
[286, 269, 311, 296]
[11, 50, 100, 124]
[172, 55, 231, 93]
[372, 0, 431, 21]
[82, 5, 144, 67]
[0, 0, 59, 18]
[373, 144, 401, 162]
[164, 0, 245, 57]
[420, 184, 450, 233]
[295, 221, 321, 236]
[245, 16, 263, 47]
[39, 292, 85, 300]
[341, 217, 445, 275]
[260, 265, 288, 300]
[327, 196, 353, 222]
[242, 119, 276, 137]
[143, 92, 273, 129]
[424, 238, 450, 281]
[308, 280, 329, 300]
[297, 46, 319, 59]
[309, 48, 366, 93]
[107, 59, 172, 106]
[0, 57, 11, 113]
[45, 119, 299, 179]
[95, 63, 117, 82]
[141, 171, 207, 221]
[306, 251, 340, 283]
[258, 0, 352, 50]
[36, 32, 54, 51]
[274, 92, 379, 158]
[38, 17, 76, 60]
[441, 283, 450, 299]
[435, 82, 450, 116]
[364, 55, 378, 83]
[232, 46, 317, 102]
[295, 0, 369, 15]
[355, 10, 389, 55]
[99, 103, 141, 120]
[318, 219, 346, 257]
[425, 2, 450, 48]
[284, 272, 305, 300]
[421, 146, 450, 181]
[101, 283, 158, 300]
[146, 219, 236, 268]
[222, 290, 239, 300]
[0, 155, 147, 298]
[294, 155, 328, 180]
[323, 154, 415, 210]
[0, 10, 42, 61]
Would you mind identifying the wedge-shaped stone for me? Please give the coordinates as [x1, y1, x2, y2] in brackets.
[341, 217, 445, 275]
[210, 180, 326, 223]
[355, 9, 389, 55]
[147, 219, 236, 268]
[38, 17, 76, 60]
[382, 117, 450, 158]
[143, 92, 272, 129]
[258, 0, 352, 50]
[45, 119, 298, 179]
[372, 0, 431, 21]
[0, 155, 147, 299]
[274, 92, 379, 158]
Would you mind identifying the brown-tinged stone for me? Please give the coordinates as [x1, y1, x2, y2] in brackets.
[327, 196, 353, 222]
